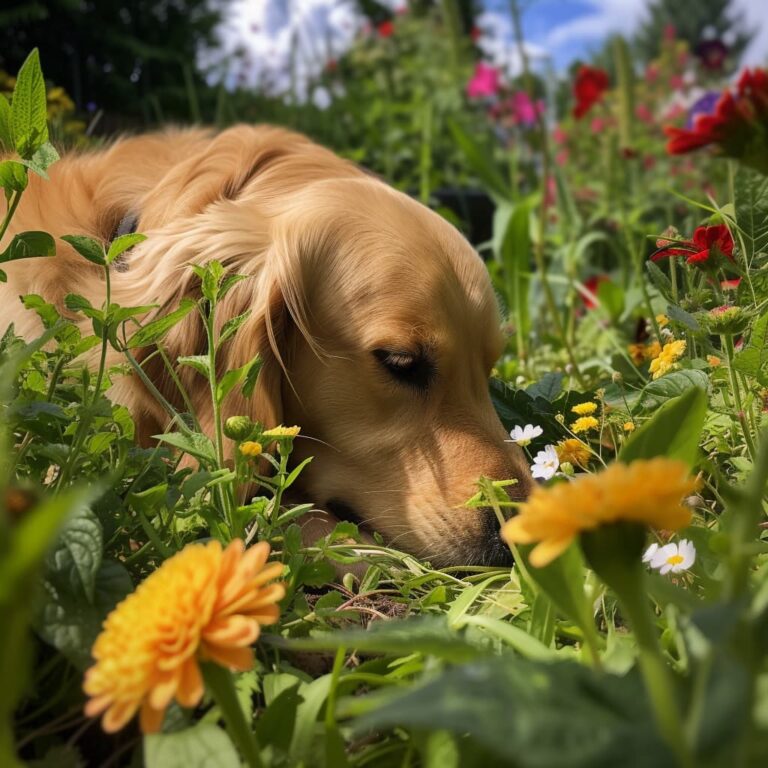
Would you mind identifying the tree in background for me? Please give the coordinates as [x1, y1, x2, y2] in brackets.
[0, 1, 230, 124]
[633, 0, 752, 74]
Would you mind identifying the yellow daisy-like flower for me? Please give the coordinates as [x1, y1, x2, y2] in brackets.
[656, 314, 669, 327]
[501, 458, 698, 567]
[707, 355, 721, 367]
[239, 440, 263, 458]
[649, 340, 686, 380]
[556, 438, 592, 467]
[571, 416, 599, 434]
[261, 425, 301, 439]
[571, 402, 598, 416]
[83, 540, 284, 734]
[623, 421, 636, 432]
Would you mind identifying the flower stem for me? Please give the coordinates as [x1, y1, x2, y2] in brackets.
[201, 663, 263, 768]
[722, 334, 756, 460]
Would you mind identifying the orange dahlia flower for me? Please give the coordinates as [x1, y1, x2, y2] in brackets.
[501, 458, 698, 567]
[83, 539, 284, 734]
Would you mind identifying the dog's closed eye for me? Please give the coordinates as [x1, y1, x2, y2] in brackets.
[373, 348, 435, 391]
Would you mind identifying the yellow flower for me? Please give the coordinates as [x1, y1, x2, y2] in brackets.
[239, 440, 263, 457]
[83, 540, 284, 734]
[707, 355, 721, 367]
[623, 421, 635, 432]
[649, 340, 686, 380]
[656, 314, 669, 327]
[501, 458, 698, 567]
[571, 416, 599, 434]
[644, 341, 662, 360]
[556, 438, 592, 467]
[261, 425, 301, 439]
[571, 402, 597, 416]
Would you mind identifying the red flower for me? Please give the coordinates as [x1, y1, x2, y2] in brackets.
[572, 66, 609, 119]
[664, 68, 768, 172]
[377, 20, 394, 38]
[651, 224, 735, 267]
[582, 275, 609, 309]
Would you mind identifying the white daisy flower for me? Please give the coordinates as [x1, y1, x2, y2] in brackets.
[531, 445, 559, 480]
[642, 542, 659, 563]
[509, 424, 543, 447]
[648, 539, 696, 575]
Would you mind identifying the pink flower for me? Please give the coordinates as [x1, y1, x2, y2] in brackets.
[590, 116, 605, 133]
[635, 103, 654, 123]
[645, 64, 660, 83]
[555, 150, 569, 167]
[670, 75, 685, 91]
[509, 91, 544, 126]
[553, 126, 568, 144]
[467, 62, 500, 99]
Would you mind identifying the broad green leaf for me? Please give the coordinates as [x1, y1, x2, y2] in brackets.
[0, 231, 54, 263]
[733, 310, 768, 384]
[597, 280, 624, 321]
[106, 232, 146, 264]
[499, 198, 533, 340]
[178, 354, 210, 377]
[127, 299, 196, 349]
[348, 657, 672, 767]
[666, 303, 701, 332]
[44, 503, 103, 602]
[11, 49, 48, 157]
[0, 160, 28, 197]
[34, 559, 133, 669]
[525, 372, 563, 402]
[145, 722, 240, 768]
[216, 366, 247, 405]
[21, 141, 59, 179]
[219, 310, 252, 346]
[290, 675, 335, 760]
[154, 431, 216, 463]
[734, 165, 768, 258]
[61, 234, 105, 266]
[281, 616, 480, 663]
[0, 94, 12, 150]
[639, 369, 709, 410]
[621, 386, 707, 466]
[645, 259, 672, 300]
[255, 683, 302, 753]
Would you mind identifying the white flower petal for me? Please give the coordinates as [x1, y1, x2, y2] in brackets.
[642, 542, 659, 563]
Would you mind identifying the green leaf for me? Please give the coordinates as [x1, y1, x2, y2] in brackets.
[448, 120, 511, 201]
[645, 260, 673, 300]
[0, 160, 28, 197]
[126, 299, 196, 349]
[0, 230, 54, 263]
[597, 280, 624, 321]
[733, 310, 768, 384]
[178, 355, 210, 378]
[280, 616, 480, 663]
[255, 683, 302, 752]
[219, 310, 251, 346]
[44, 502, 103, 602]
[621, 386, 707, 466]
[348, 658, 671, 767]
[61, 235, 105, 266]
[145, 723, 240, 768]
[154, 431, 216, 463]
[666, 304, 701, 332]
[21, 141, 60, 178]
[106, 232, 146, 264]
[498, 198, 533, 339]
[0, 94, 12, 150]
[639, 369, 709, 411]
[734, 165, 768, 258]
[11, 49, 48, 157]
[34, 559, 133, 669]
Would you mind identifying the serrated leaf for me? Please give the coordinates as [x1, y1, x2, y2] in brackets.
[11, 49, 48, 157]
[0, 230, 54, 264]
[106, 232, 146, 264]
[735, 165, 768, 257]
[645, 259, 673, 300]
[61, 234, 105, 266]
[127, 298, 196, 348]
[525, 371, 563, 402]
[621, 386, 707, 467]
[145, 723, 240, 768]
[639, 369, 709, 410]
[154, 430, 216, 463]
[219, 310, 251, 346]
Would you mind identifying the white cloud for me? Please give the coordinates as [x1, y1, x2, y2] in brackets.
[543, 0, 647, 49]
[733, 0, 768, 66]
[476, 10, 551, 76]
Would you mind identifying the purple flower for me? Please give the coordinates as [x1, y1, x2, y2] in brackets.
[685, 91, 720, 129]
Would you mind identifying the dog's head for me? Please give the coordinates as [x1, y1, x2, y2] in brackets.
[123, 127, 533, 566]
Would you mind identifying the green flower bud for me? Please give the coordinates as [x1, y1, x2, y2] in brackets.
[224, 415, 255, 441]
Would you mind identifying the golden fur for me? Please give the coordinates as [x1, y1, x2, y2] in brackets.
[0, 125, 532, 565]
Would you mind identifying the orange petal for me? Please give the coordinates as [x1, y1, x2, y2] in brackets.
[203, 615, 259, 646]
[84, 694, 112, 718]
[148, 669, 179, 710]
[529, 536, 574, 567]
[202, 642, 254, 671]
[176, 658, 204, 708]
[102, 699, 140, 733]
[140, 701, 167, 734]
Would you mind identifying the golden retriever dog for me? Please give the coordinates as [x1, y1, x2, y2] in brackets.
[0, 125, 533, 565]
